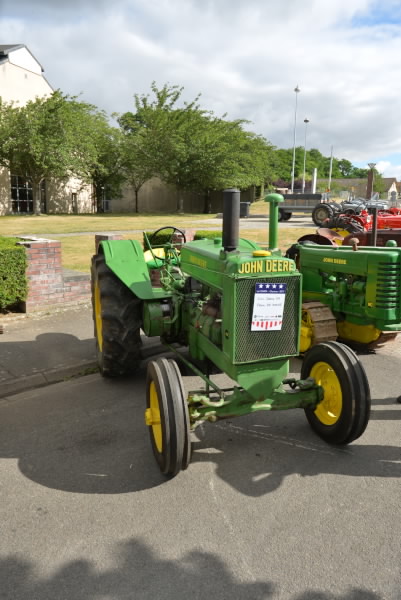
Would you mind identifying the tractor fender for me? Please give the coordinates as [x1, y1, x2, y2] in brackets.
[99, 239, 169, 300]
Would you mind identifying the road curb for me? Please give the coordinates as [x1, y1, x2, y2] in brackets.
[0, 339, 172, 399]
[0, 360, 99, 399]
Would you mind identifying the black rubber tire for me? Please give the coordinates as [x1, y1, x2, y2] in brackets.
[146, 358, 191, 476]
[283, 211, 292, 221]
[301, 341, 371, 445]
[312, 204, 334, 226]
[91, 254, 142, 377]
[278, 208, 284, 222]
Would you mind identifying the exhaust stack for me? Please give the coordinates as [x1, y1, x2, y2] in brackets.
[222, 188, 240, 252]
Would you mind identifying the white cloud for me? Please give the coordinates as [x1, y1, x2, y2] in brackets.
[2, 0, 401, 176]
[376, 160, 401, 178]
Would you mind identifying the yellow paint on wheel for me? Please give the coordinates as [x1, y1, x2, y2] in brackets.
[94, 281, 103, 352]
[337, 321, 381, 345]
[300, 309, 313, 353]
[147, 381, 163, 453]
[310, 361, 342, 425]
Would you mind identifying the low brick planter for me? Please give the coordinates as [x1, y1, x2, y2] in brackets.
[16, 229, 198, 312]
[17, 237, 91, 313]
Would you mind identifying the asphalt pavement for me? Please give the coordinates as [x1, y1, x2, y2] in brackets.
[0, 335, 400, 599]
[0, 303, 170, 399]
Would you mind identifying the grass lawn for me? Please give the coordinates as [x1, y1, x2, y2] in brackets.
[0, 212, 212, 236]
[59, 227, 310, 273]
[1, 200, 309, 272]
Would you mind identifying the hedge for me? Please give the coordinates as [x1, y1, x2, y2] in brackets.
[193, 230, 222, 240]
[143, 231, 175, 249]
[0, 237, 28, 310]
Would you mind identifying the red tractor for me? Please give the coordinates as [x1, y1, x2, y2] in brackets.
[319, 206, 401, 247]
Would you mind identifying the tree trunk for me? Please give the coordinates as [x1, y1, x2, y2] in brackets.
[203, 189, 211, 214]
[135, 189, 139, 213]
[32, 180, 42, 215]
[177, 190, 184, 214]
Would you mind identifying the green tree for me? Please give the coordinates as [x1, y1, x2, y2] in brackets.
[120, 83, 275, 213]
[119, 129, 156, 213]
[351, 167, 369, 178]
[0, 91, 107, 215]
[337, 158, 353, 177]
[84, 118, 127, 212]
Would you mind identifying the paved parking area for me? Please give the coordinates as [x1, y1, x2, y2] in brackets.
[0, 343, 400, 600]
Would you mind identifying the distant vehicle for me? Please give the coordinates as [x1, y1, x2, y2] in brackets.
[311, 194, 389, 226]
[277, 193, 330, 222]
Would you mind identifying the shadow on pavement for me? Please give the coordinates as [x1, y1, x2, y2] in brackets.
[189, 415, 401, 497]
[0, 365, 400, 496]
[0, 538, 388, 600]
[0, 369, 166, 494]
[0, 332, 95, 379]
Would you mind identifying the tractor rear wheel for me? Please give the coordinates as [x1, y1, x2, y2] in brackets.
[91, 254, 142, 377]
[312, 204, 334, 226]
[301, 341, 370, 444]
[145, 358, 191, 476]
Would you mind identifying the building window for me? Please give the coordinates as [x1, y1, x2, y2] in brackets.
[11, 176, 46, 214]
[11, 175, 33, 213]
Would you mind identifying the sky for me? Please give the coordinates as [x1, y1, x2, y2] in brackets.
[2, 0, 401, 178]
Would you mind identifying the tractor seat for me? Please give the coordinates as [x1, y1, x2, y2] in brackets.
[144, 247, 180, 269]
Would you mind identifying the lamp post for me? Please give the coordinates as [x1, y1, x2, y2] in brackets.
[290, 85, 300, 193]
[328, 145, 334, 193]
[302, 118, 309, 193]
[366, 162, 376, 199]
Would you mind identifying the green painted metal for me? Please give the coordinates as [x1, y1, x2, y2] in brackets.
[100, 239, 169, 300]
[298, 244, 401, 331]
[187, 381, 323, 423]
[97, 196, 329, 423]
[164, 342, 323, 425]
[264, 192, 284, 250]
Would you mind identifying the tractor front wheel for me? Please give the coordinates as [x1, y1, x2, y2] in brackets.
[91, 254, 142, 377]
[145, 358, 191, 476]
[301, 341, 370, 444]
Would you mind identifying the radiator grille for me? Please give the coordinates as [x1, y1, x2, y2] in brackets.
[233, 275, 300, 363]
[375, 263, 401, 309]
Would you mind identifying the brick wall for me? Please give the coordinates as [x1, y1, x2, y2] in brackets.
[17, 237, 91, 312]
[18, 229, 198, 312]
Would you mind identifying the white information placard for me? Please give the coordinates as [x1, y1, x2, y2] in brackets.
[251, 282, 287, 331]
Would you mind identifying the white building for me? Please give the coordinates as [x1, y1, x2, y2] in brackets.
[0, 44, 93, 215]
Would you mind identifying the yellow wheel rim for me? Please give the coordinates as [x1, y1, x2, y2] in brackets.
[94, 281, 103, 351]
[300, 309, 314, 353]
[310, 361, 342, 425]
[148, 381, 163, 453]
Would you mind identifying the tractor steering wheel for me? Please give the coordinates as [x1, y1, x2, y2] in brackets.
[147, 226, 187, 264]
[148, 226, 187, 246]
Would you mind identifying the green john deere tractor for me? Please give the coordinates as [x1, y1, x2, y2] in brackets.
[91, 189, 371, 476]
[286, 232, 401, 353]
